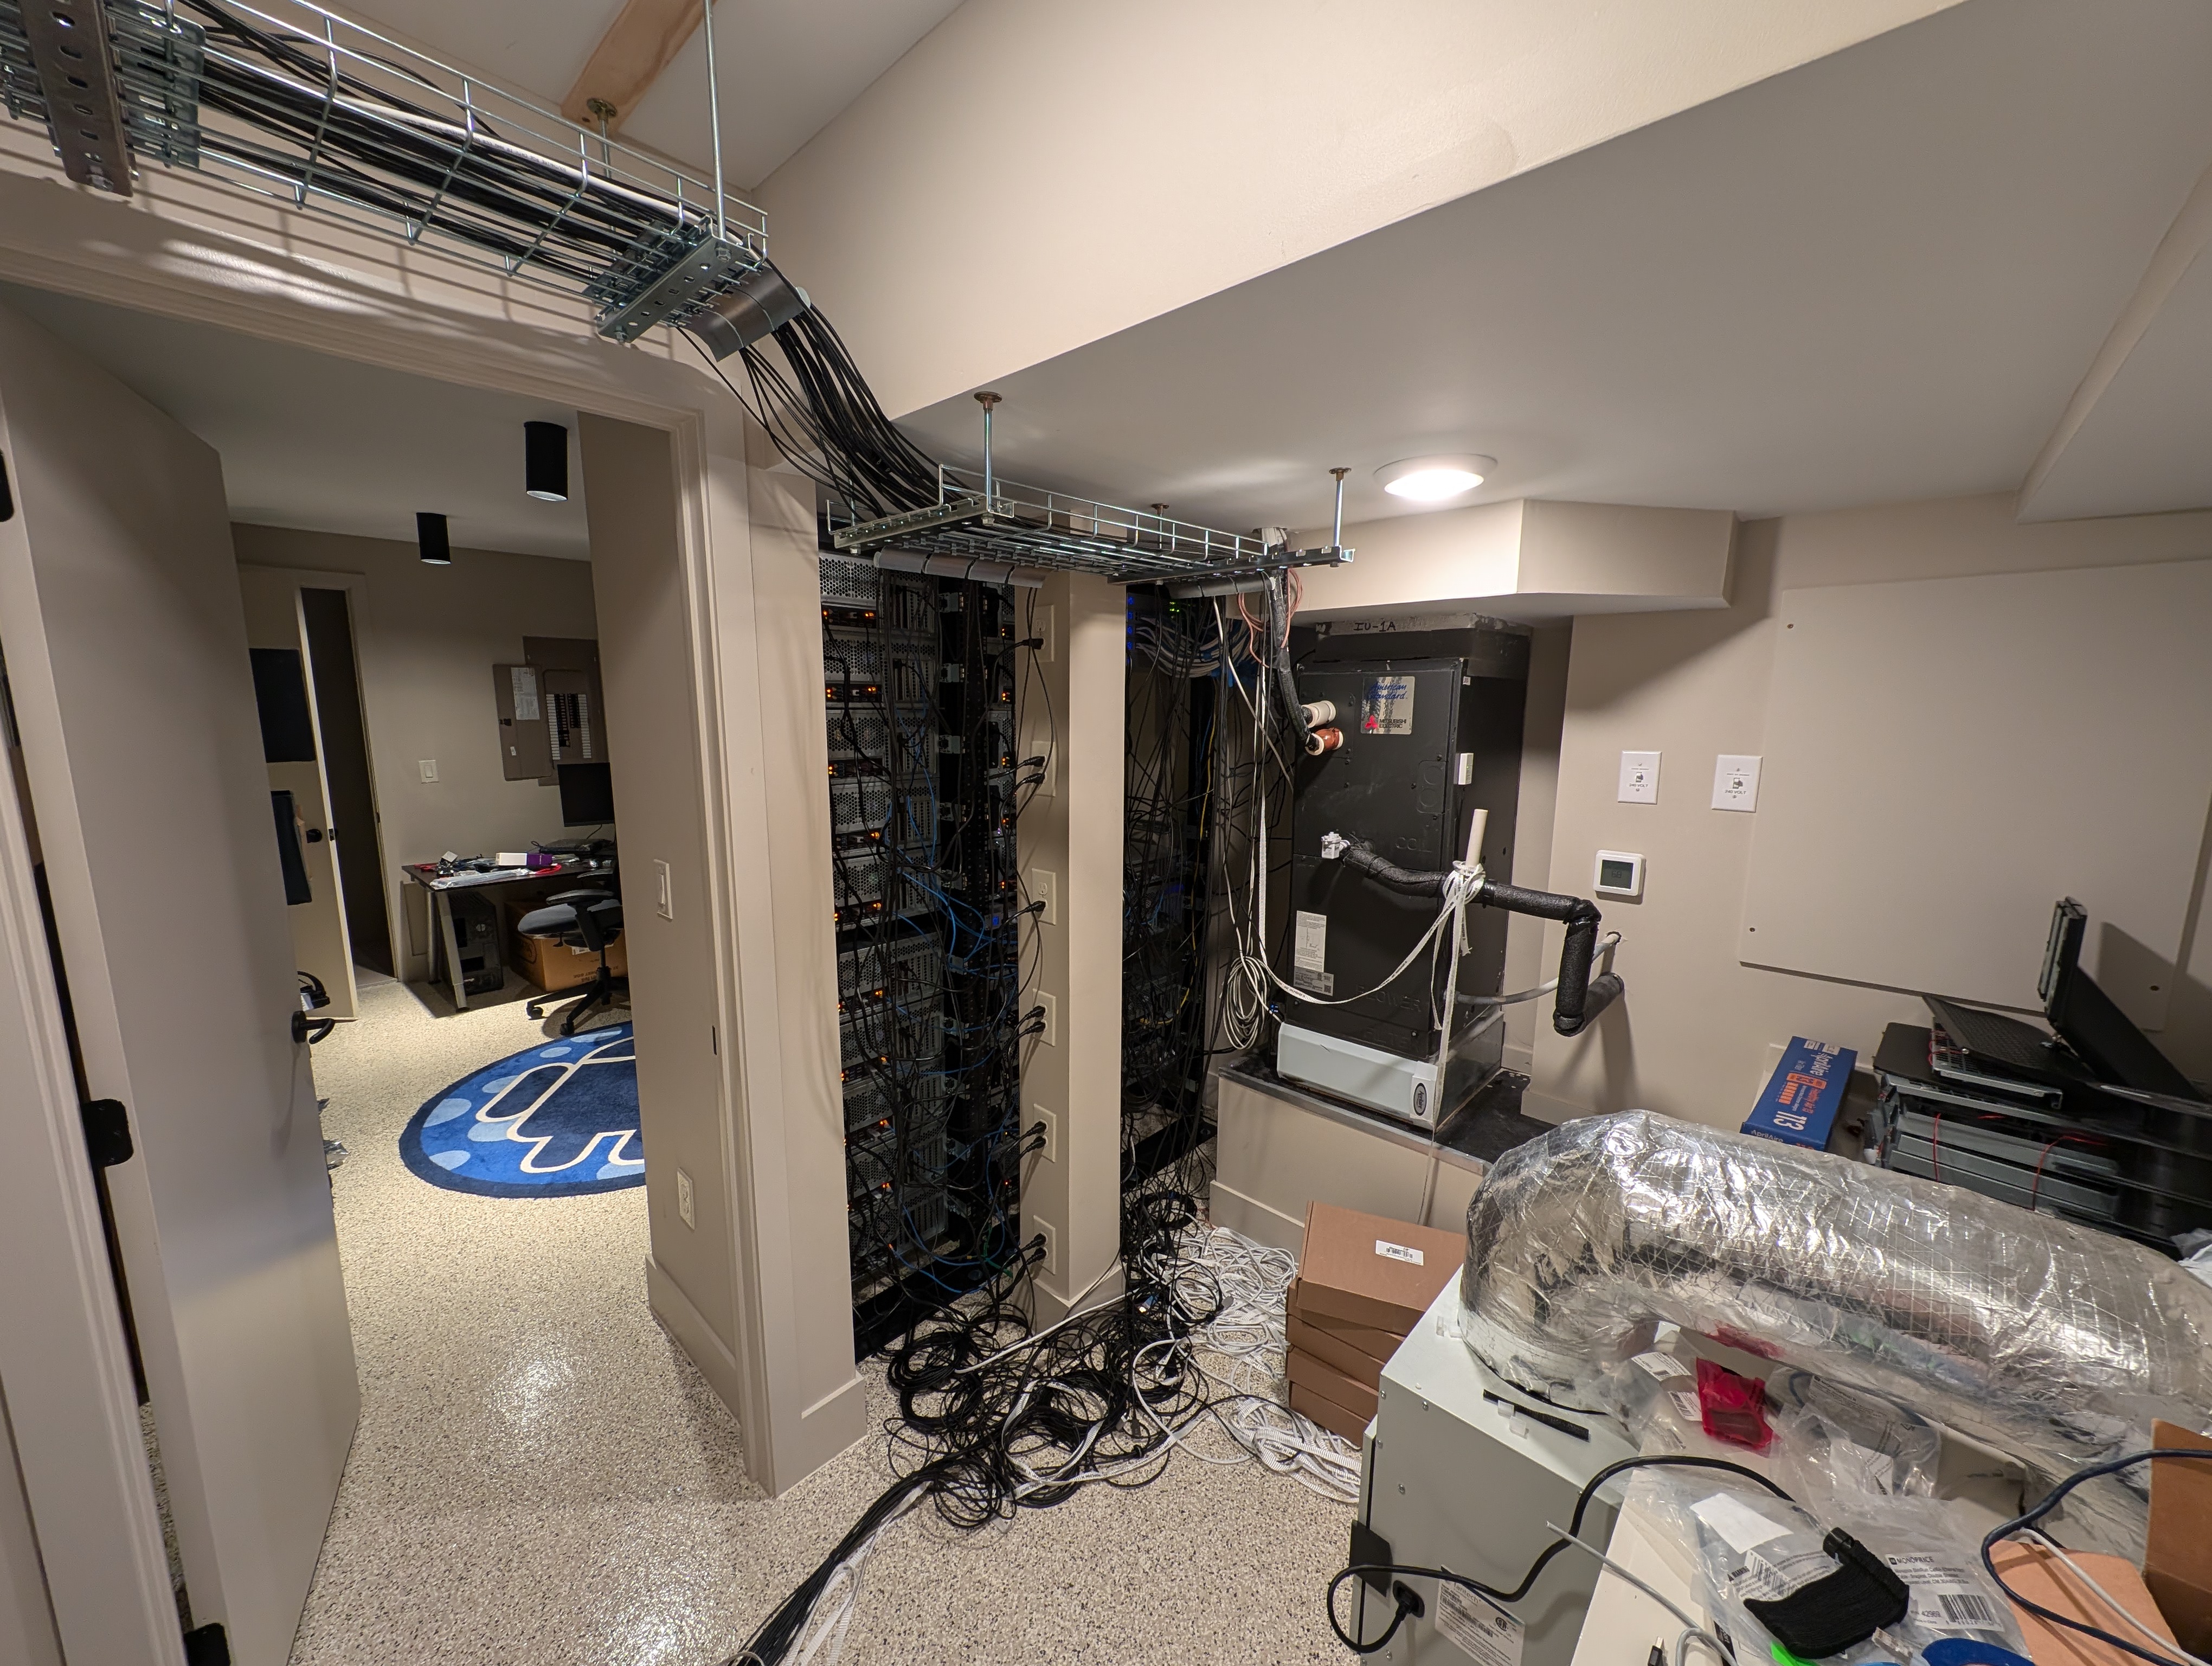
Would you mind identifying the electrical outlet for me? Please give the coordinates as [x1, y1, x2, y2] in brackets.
[1033, 1105, 1059, 1164]
[1032, 869, 1059, 926]
[676, 1167, 695, 1229]
[418, 758, 439, 782]
[1035, 744, 1057, 798]
[655, 858, 674, 919]
[1038, 605, 1056, 663]
[1038, 991, 1057, 1048]
[1037, 1218, 1059, 1276]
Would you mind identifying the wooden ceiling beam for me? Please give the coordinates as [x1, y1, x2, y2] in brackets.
[561, 0, 706, 131]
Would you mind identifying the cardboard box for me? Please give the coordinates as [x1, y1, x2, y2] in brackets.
[1994, 1542, 2178, 1666]
[1742, 1037, 1856, 1149]
[1288, 1278, 1407, 1358]
[1296, 1201, 1462, 1333]
[506, 899, 627, 994]
[1288, 1345, 1379, 1422]
[1288, 1311, 1392, 1392]
[2147, 1420, 2212, 1656]
[1289, 1381, 1371, 1444]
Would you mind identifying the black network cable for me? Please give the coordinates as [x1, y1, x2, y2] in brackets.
[1979, 1449, 2212, 1666]
[1326, 1456, 1796, 1656]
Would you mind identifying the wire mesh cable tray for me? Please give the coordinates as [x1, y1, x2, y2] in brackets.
[0, 0, 769, 342]
[828, 464, 1351, 586]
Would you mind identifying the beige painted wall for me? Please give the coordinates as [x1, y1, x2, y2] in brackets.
[230, 525, 600, 981]
[755, 0, 1961, 418]
[1528, 492, 2212, 1126]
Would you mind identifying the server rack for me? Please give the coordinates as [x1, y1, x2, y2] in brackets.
[821, 553, 1026, 1351]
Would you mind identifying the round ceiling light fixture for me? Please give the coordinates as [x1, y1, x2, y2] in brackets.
[1376, 454, 1493, 503]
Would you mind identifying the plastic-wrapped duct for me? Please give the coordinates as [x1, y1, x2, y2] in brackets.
[1460, 1111, 2212, 1554]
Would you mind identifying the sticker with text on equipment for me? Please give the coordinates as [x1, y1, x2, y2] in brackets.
[1375, 1239, 1425, 1267]
[1885, 1555, 2003, 1630]
[1437, 1582, 1524, 1666]
[1292, 910, 1332, 995]
[1632, 1351, 1693, 1382]
[1360, 675, 1417, 735]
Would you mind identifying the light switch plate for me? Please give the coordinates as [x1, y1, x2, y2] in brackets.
[654, 858, 674, 918]
[418, 758, 439, 782]
[1617, 751, 1660, 804]
[676, 1168, 695, 1229]
[1712, 754, 1762, 812]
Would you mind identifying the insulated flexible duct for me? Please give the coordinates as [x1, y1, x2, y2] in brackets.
[1459, 1112, 2212, 1553]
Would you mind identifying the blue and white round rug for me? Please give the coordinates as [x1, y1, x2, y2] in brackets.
[400, 1023, 644, 1198]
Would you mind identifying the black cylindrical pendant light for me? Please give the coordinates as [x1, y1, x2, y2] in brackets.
[417, 511, 451, 565]
[524, 420, 569, 502]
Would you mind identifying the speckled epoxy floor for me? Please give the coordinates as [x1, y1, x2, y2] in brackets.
[291, 972, 1354, 1665]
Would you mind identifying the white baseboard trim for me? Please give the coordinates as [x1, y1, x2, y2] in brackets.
[644, 1256, 870, 1496]
[644, 1254, 744, 1424]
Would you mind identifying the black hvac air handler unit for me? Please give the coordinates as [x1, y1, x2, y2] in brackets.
[1277, 624, 1529, 1129]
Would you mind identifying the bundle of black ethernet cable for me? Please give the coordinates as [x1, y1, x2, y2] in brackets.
[717, 1187, 1298, 1665]
[690, 293, 944, 522]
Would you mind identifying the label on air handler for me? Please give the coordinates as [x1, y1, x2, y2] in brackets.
[1293, 910, 1333, 995]
[1360, 675, 1416, 735]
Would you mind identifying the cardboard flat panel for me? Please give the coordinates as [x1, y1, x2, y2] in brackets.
[1296, 1201, 1462, 1332]
[1289, 1381, 1370, 1444]
[1994, 1541, 2176, 1666]
[2147, 1419, 2212, 1655]
[1289, 1278, 1404, 1358]
[1741, 562, 2212, 1030]
[1289, 1312, 1390, 1391]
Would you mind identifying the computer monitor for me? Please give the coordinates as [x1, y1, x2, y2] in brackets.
[557, 760, 615, 828]
[2039, 896, 2201, 1100]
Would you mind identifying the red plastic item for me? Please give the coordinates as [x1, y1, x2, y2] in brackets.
[1695, 1357, 1774, 1453]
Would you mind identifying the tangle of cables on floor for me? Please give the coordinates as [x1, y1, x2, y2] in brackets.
[721, 1200, 1359, 1666]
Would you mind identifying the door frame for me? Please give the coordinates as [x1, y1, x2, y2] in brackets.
[0, 161, 864, 1662]
[238, 565, 390, 994]
[0, 637, 186, 1665]
[239, 564, 364, 1021]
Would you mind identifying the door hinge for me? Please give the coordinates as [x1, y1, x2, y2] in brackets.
[80, 1098, 133, 1168]
[183, 1621, 230, 1664]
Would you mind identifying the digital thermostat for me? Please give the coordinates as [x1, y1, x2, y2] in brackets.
[1593, 850, 1645, 900]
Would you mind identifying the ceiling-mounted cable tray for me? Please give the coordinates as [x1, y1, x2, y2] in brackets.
[0, 0, 768, 341]
[828, 465, 1350, 586]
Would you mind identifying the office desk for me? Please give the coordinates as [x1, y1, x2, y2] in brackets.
[402, 860, 615, 1010]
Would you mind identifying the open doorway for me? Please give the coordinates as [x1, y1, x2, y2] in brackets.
[0, 279, 737, 1662]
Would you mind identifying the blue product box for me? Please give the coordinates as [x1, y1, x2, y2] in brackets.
[1741, 1037, 1857, 1149]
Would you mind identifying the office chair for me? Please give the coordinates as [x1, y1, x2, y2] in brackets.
[518, 888, 628, 1035]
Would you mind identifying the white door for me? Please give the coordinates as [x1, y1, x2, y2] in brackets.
[0, 297, 358, 1666]
[239, 567, 359, 1021]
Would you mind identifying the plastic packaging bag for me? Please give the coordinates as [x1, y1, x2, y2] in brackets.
[1767, 1371, 1942, 1504]
[1636, 1470, 2027, 1666]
